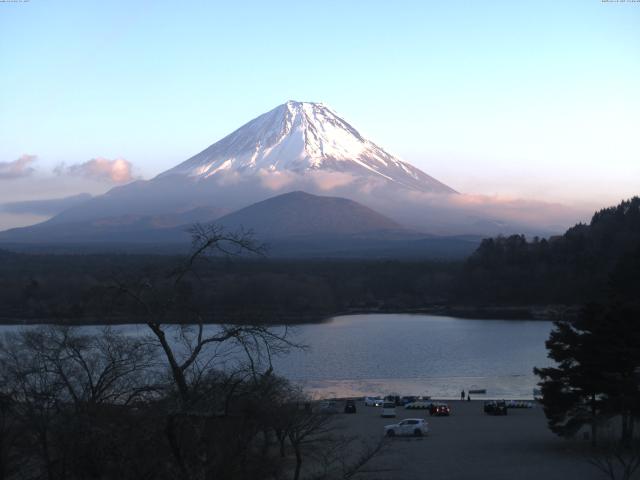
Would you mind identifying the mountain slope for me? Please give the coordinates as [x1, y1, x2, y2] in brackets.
[160, 101, 456, 194]
[0, 206, 225, 244]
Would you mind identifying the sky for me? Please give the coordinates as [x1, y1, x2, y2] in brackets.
[0, 0, 639, 229]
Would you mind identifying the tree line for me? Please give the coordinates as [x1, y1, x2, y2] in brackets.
[0, 252, 460, 325]
[459, 197, 640, 306]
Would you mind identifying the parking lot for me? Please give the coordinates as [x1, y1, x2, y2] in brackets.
[330, 399, 601, 480]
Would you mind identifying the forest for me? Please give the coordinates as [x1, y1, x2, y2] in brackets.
[0, 197, 639, 325]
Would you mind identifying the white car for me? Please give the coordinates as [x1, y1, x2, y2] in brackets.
[384, 418, 429, 437]
[364, 396, 383, 407]
[404, 400, 431, 410]
[381, 402, 397, 417]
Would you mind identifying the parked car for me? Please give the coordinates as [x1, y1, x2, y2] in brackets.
[344, 399, 357, 414]
[429, 402, 451, 416]
[319, 401, 339, 414]
[364, 396, 383, 407]
[384, 395, 401, 406]
[483, 400, 508, 416]
[384, 418, 429, 437]
[381, 402, 397, 417]
[400, 396, 417, 406]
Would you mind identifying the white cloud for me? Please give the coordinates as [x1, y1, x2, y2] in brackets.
[0, 154, 37, 179]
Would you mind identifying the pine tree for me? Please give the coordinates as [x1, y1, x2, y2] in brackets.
[535, 249, 640, 445]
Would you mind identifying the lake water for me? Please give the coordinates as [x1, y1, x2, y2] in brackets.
[0, 314, 554, 399]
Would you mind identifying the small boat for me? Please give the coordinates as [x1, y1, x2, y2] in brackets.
[468, 389, 486, 394]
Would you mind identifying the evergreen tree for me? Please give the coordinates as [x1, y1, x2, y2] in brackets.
[535, 250, 640, 445]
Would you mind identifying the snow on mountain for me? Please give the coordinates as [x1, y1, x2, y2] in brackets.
[159, 101, 456, 194]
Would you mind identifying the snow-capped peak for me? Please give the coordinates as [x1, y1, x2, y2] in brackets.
[159, 101, 456, 193]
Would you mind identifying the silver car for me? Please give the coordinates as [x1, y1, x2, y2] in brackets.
[384, 418, 429, 437]
[364, 396, 383, 407]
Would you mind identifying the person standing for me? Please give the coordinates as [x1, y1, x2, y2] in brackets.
[461, 390, 465, 401]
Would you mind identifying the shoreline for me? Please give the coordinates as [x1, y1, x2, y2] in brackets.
[293, 375, 541, 401]
[0, 304, 579, 326]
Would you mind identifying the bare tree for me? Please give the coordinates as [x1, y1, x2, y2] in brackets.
[0, 329, 68, 480]
[0, 387, 21, 480]
[114, 224, 299, 408]
[23, 326, 158, 408]
[0, 326, 160, 480]
[587, 439, 640, 480]
[283, 406, 335, 480]
[108, 224, 310, 480]
[273, 402, 390, 480]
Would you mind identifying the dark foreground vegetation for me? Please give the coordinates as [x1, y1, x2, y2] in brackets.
[0, 227, 385, 480]
[533, 233, 640, 480]
[1, 197, 639, 324]
[0, 326, 388, 480]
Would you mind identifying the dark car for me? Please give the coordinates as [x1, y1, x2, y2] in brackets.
[344, 399, 357, 414]
[483, 400, 508, 415]
[429, 402, 451, 416]
[384, 395, 401, 406]
[400, 396, 417, 406]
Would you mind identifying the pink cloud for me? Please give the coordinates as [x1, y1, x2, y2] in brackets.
[257, 169, 297, 190]
[55, 157, 137, 184]
[309, 171, 356, 191]
[0, 154, 37, 179]
[394, 189, 589, 231]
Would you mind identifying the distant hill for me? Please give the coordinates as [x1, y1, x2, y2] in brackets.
[0, 206, 226, 244]
[215, 190, 404, 238]
[0, 193, 92, 216]
[0, 191, 480, 259]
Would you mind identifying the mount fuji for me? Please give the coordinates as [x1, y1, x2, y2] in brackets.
[8, 101, 457, 227]
[158, 100, 455, 194]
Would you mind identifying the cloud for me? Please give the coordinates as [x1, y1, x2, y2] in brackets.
[213, 170, 243, 187]
[257, 169, 297, 190]
[55, 157, 137, 184]
[255, 169, 358, 192]
[0, 193, 92, 216]
[0, 154, 37, 179]
[435, 192, 581, 226]
[366, 188, 590, 235]
[309, 171, 356, 191]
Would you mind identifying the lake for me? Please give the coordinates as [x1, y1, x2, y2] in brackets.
[0, 314, 554, 399]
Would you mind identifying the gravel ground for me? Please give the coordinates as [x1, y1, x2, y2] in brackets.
[331, 400, 603, 480]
